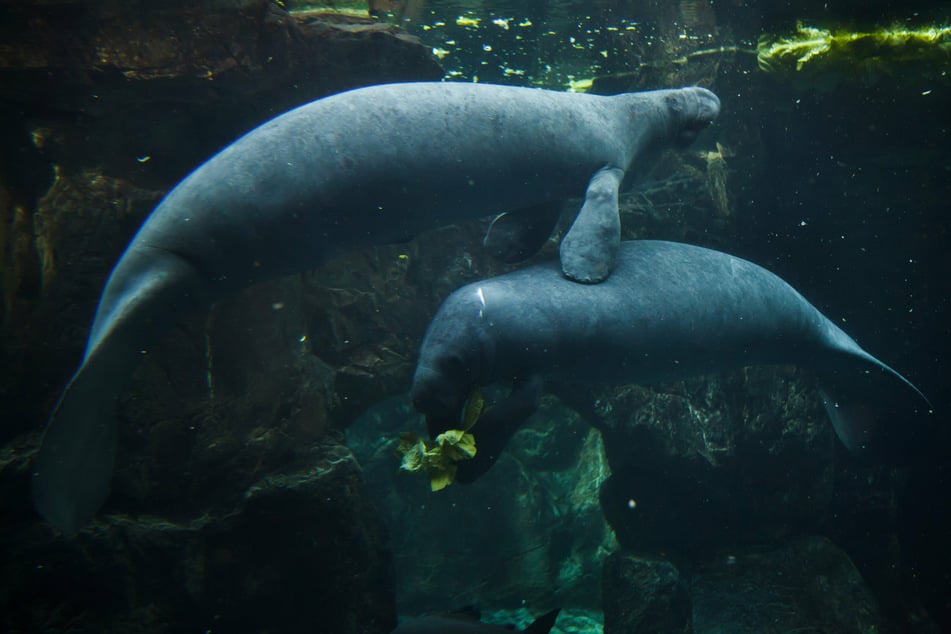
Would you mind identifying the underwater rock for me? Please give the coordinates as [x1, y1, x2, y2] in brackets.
[0, 442, 394, 633]
[391, 606, 561, 634]
[603, 536, 888, 633]
[347, 393, 616, 616]
[619, 150, 738, 245]
[602, 551, 691, 634]
[558, 366, 833, 552]
[0, 2, 443, 186]
[0, 170, 165, 446]
[689, 536, 884, 633]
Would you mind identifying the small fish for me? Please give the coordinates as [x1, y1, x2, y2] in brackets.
[391, 607, 560, 634]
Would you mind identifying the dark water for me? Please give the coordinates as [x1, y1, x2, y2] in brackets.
[1, 1, 949, 633]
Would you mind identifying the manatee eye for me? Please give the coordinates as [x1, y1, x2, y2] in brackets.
[664, 92, 685, 116]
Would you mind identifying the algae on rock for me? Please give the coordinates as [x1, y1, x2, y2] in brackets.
[757, 22, 951, 81]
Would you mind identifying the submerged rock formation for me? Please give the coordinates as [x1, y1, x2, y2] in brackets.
[603, 536, 888, 634]
[3, 443, 393, 632]
[349, 393, 616, 616]
[559, 367, 833, 553]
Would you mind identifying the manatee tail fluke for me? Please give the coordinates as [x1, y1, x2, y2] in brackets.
[32, 245, 210, 533]
[32, 361, 119, 534]
[817, 351, 934, 463]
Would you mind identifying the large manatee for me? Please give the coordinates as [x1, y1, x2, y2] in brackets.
[33, 82, 720, 532]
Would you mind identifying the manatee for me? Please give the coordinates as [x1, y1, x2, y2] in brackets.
[32, 82, 719, 533]
[411, 240, 933, 481]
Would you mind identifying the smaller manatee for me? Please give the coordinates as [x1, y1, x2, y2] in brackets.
[411, 240, 934, 482]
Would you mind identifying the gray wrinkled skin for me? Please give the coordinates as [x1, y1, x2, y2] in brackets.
[412, 240, 931, 471]
[32, 82, 719, 533]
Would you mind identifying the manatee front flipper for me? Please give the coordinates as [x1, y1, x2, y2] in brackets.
[559, 166, 624, 283]
[455, 375, 543, 484]
[483, 201, 564, 263]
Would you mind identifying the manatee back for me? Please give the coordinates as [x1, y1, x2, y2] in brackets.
[476, 240, 835, 383]
[136, 83, 630, 286]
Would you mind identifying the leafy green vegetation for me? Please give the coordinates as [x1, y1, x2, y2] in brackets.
[395, 390, 484, 491]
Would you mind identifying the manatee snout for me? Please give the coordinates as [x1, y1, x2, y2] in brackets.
[410, 364, 467, 436]
[670, 86, 720, 145]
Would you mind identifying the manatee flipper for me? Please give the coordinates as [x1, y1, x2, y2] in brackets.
[817, 351, 934, 464]
[483, 201, 563, 263]
[455, 375, 543, 484]
[559, 166, 624, 283]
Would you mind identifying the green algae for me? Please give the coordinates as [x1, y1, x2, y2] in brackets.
[757, 22, 951, 76]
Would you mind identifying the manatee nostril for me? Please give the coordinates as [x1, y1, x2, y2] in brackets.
[681, 89, 720, 139]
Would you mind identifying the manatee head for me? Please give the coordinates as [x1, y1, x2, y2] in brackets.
[411, 357, 471, 437]
[664, 86, 721, 146]
[411, 291, 492, 437]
